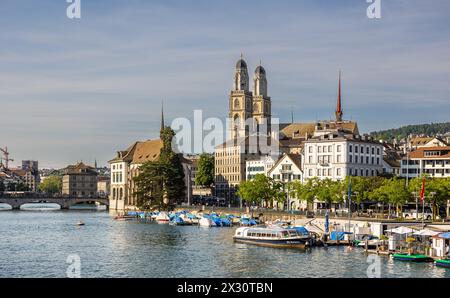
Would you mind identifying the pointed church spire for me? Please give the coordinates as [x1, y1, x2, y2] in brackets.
[160, 100, 165, 132]
[335, 71, 343, 122]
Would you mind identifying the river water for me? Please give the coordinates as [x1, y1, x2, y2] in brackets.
[0, 210, 449, 278]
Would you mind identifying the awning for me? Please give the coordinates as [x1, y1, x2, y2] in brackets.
[437, 232, 450, 239]
[413, 229, 440, 236]
[386, 226, 417, 234]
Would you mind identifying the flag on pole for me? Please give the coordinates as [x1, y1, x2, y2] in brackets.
[347, 177, 352, 208]
[419, 177, 426, 202]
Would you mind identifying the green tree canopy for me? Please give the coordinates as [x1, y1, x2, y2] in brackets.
[194, 154, 214, 187]
[38, 175, 62, 194]
[134, 127, 185, 210]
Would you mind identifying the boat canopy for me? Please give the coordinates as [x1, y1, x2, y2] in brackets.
[413, 229, 440, 236]
[437, 232, 450, 239]
[330, 231, 352, 241]
[386, 226, 417, 234]
[293, 226, 309, 236]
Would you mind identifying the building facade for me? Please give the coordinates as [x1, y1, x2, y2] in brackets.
[400, 146, 450, 178]
[268, 153, 305, 210]
[215, 56, 278, 204]
[62, 162, 98, 197]
[245, 155, 277, 180]
[303, 132, 384, 180]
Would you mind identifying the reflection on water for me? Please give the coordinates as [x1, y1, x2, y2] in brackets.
[0, 211, 449, 278]
[19, 203, 61, 211]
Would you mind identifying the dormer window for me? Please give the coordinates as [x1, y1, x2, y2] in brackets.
[424, 151, 440, 157]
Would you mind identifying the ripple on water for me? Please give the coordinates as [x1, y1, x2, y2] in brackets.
[0, 211, 449, 278]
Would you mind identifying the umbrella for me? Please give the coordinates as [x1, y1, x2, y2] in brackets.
[386, 226, 417, 234]
[437, 232, 450, 239]
[413, 229, 440, 237]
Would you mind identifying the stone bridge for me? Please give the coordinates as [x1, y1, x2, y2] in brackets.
[0, 195, 109, 210]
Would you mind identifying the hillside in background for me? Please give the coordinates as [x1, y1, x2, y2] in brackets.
[370, 122, 450, 141]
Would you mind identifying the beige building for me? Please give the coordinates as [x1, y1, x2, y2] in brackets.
[109, 139, 163, 211]
[97, 176, 110, 197]
[215, 57, 278, 205]
[109, 108, 193, 211]
[62, 162, 98, 197]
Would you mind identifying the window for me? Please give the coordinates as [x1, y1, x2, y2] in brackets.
[349, 155, 352, 163]
[377, 148, 380, 155]
[318, 146, 322, 153]
[337, 168, 341, 176]
[337, 145, 341, 152]
[355, 145, 359, 153]
[372, 147, 375, 155]
[349, 145, 353, 153]
[309, 169, 313, 176]
[328, 145, 332, 152]
[366, 157, 369, 164]
[282, 165, 292, 171]
[366, 147, 369, 154]
[308, 156, 312, 163]
[337, 155, 341, 163]
[355, 156, 358, 163]
[309, 146, 313, 153]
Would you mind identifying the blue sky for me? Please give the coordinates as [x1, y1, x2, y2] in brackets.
[1, 0, 449, 168]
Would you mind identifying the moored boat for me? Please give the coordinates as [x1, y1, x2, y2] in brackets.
[392, 253, 434, 262]
[199, 217, 216, 227]
[435, 259, 450, 268]
[155, 212, 170, 223]
[233, 226, 310, 249]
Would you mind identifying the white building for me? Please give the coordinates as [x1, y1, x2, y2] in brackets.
[303, 132, 384, 181]
[268, 153, 305, 210]
[245, 155, 277, 180]
[400, 146, 450, 178]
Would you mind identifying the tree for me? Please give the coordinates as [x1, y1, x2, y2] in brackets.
[38, 175, 62, 194]
[343, 176, 384, 211]
[195, 154, 214, 188]
[134, 127, 185, 210]
[409, 176, 450, 220]
[370, 177, 410, 217]
[236, 179, 261, 207]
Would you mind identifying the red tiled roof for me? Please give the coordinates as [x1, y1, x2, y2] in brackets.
[409, 146, 450, 159]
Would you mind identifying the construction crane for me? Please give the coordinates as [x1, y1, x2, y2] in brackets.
[0, 146, 14, 169]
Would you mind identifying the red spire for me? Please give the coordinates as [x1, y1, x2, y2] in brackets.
[335, 71, 343, 122]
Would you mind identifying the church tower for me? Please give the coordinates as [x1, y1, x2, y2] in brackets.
[229, 55, 253, 139]
[252, 61, 271, 135]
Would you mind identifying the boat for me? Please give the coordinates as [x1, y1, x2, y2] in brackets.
[76, 221, 85, 226]
[114, 215, 134, 221]
[233, 226, 310, 249]
[435, 259, 450, 268]
[199, 217, 216, 227]
[155, 212, 170, 223]
[392, 253, 434, 262]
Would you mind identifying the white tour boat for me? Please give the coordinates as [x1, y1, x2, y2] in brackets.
[233, 226, 310, 249]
